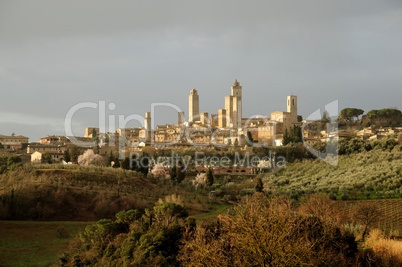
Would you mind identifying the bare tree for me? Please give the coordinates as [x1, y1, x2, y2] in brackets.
[354, 202, 382, 241]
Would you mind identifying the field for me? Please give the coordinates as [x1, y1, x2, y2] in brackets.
[0, 221, 89, 267]
[337, 198, 402, 234]
[263, 149, 402, 200]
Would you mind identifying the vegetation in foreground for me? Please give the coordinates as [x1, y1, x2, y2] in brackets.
[60, 194, 402, 266]
[1, 143, 402, 266]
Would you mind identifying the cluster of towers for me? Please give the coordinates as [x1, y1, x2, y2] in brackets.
[138, 79, 298, 145]
[188, 79, 243, 130]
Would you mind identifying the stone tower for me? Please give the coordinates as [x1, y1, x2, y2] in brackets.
[287, 95, 298, 123]
[189, 89, 199, 123]
[145, 112, 151, 131]
[218, 109, 226, 128]
[225, 79, 242, 129]
[144, 112, 152, 142]
[200, 112, 209, 126]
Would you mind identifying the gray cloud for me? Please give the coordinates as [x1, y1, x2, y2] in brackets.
[0, 0, 402, 141]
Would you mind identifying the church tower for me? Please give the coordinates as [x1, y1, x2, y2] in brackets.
[287, 95, 298, 123]
[189, 89, 199, 123]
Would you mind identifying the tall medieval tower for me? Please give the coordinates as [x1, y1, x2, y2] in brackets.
[189, 89, 199, 123]
[225, 79, 242, 129]
[287, 95, 298, 123]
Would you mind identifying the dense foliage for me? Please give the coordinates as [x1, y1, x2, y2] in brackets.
[64, 194, 402, 266]
[339, 108, 364, 122]
[62, 200, 189, 266]
[365, 108, 402, 126]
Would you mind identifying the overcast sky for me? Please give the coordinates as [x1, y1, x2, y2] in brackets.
[1, 0, 401, 141]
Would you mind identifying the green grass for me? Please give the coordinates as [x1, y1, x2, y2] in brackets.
[0, 221, 89, 267]
[190, 203, 232, 221]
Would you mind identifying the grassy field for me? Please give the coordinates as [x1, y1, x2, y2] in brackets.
[0, 221, 89, 267]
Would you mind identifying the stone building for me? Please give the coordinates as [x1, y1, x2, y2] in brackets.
[218, 109, 226, 128]
[270, 95, 298, 130]
[39, 135, 70, 145]
[31, 151, 64, 163]
[0, 134, 29, 150]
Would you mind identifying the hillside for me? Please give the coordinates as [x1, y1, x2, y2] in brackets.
[263, 147, 402, 200]
[0, 165, 211, 221]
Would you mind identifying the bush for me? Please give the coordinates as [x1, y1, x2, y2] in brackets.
[179, 194, 357, 266]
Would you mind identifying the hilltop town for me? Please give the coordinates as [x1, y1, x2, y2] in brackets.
[1, 79, 402, 166]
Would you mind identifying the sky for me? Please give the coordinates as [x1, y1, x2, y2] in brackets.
[1, 0, 402, 142]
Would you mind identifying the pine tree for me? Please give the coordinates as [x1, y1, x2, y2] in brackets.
[176, 164, 185, 183]
[206, 168, 214, 187]
[63, 149, 71, 163]
[283, 128, 291, 146]
[170, 165, 177, 181]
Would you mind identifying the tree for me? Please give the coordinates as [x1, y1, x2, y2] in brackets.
[283, 128, 291, 146]
[113, 158, 120, 168]
[170, 165, 177, 181]
[151, 164, 166, 178]
[283, 125, 302, 145]
[255, 177, 264, 193]
[339, 108, 364, 122]
[366, 108, 402, 126]
[63, 149, 71, 163]
[354, 203, 382, 241]
[176, 164, 186, 183]
[41, 152, 52, 164]
[138, 156, 149, 177]
[77, 150, 104, 166]
[206, 167, 214, 186]
[121, 157, 130, 170]
[321, 111, 331, 124]
[179, 194, 357, 266]
[69, 145, 80, 163]
[107, 151, 120, 168]
[107, 151, 114, 167]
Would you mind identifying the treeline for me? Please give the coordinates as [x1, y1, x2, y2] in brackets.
[338, 107, 402, 127]
[60, 194, 402, 266]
